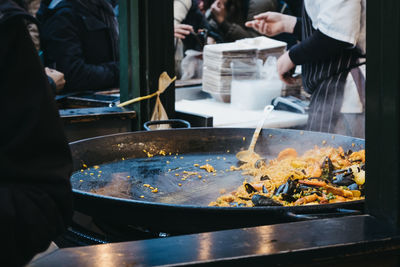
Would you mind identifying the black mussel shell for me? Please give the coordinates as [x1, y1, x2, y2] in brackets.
[321, 156, 334, 181]
[309, 190, 323, 196]
[275, 179, 297, 196]
[260, 174, 270, 181]
[298, 184, 313, 191]
[252, 194, 283, 206]
[296, 184, 322, 196]
[262, 185, 269, 194]
[345, 149, 353, 156]
[274, 183, 285, 195]
[274, 179, 298, 202]
[333, 172, 354, 186]
[244, 183, 258, 194]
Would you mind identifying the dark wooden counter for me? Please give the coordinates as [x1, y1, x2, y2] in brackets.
[28, 215, 400, 267]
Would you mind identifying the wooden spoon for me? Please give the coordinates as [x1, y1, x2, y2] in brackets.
[236, 105, 274, 163]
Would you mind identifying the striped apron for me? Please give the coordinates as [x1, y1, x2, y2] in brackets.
[301, 7, 363, 134]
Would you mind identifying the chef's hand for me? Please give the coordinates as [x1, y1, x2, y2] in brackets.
[245, 12, 296, 36]
[277, 52, 296, 85]
[174, 24, 194, 39]
[211, 0, 227, 24]
[45, 67, 65, 93]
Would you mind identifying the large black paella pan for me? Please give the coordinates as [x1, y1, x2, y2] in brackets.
[70, 128, 364, 234]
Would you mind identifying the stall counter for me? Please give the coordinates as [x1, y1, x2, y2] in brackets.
[175, 98, 308, 128]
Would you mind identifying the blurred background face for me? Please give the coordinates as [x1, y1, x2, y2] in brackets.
[198, 0, 204, 13]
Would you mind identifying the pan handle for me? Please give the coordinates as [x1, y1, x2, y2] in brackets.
[284, 208, 362, 221]
[143, 119, 191, 131]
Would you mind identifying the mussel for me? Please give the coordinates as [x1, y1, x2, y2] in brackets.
[274, 179, 298, 202]
[260, 174, 270, 181]
[244, 183, 258, 194]
[321, 156, 334, 181]
[332, 171, 354, 186]
[298, 184, 313, 191]
[262, 185, 269, 194]
[308, 190, 323, 196]
[345, 149, 353, 156]
[252, 194, 283, 206]
[274, 179, 296, 195]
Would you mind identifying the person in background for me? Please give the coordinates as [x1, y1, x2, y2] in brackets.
[174, 0, 221, 79]
[0, 0, 73, 265]
[175, 0, 222, 52]
[174, 0, 193, 78]
[37, 0, 119, 93]
[13, 0, 66, 93]
[246, 0, 366, 138]
[174, 0, 194, 40]
[207, 0, 278, 42]
[198, 0, 214, 15]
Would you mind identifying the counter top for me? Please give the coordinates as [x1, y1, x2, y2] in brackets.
[28, 215, 400, 267]
[176, 98, 308, 128]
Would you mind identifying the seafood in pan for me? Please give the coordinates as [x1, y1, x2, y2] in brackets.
[209, 146, 365, 207]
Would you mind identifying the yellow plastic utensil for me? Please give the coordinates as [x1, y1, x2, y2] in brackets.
[236, 105, 274, 163]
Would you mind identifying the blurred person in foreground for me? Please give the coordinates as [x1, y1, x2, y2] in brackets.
[0, 0, 73, 265]
[37, 0, 119, 93]
[246, 0, 366, 138]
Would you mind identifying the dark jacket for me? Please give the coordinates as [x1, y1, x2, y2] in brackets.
[37, 0, 119, 92]
[181, 0, 222, 51]
[208, 0, 278, 42]
[0, 0, 73, 265]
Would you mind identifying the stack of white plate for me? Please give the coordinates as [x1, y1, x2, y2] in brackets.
[202, 36, 287, 103]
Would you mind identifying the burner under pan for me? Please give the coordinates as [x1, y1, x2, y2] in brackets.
[56, 212, 165, 247]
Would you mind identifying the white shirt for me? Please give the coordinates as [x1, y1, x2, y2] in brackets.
[304, 0, 366, 114]
[304, 0, 366, 55]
